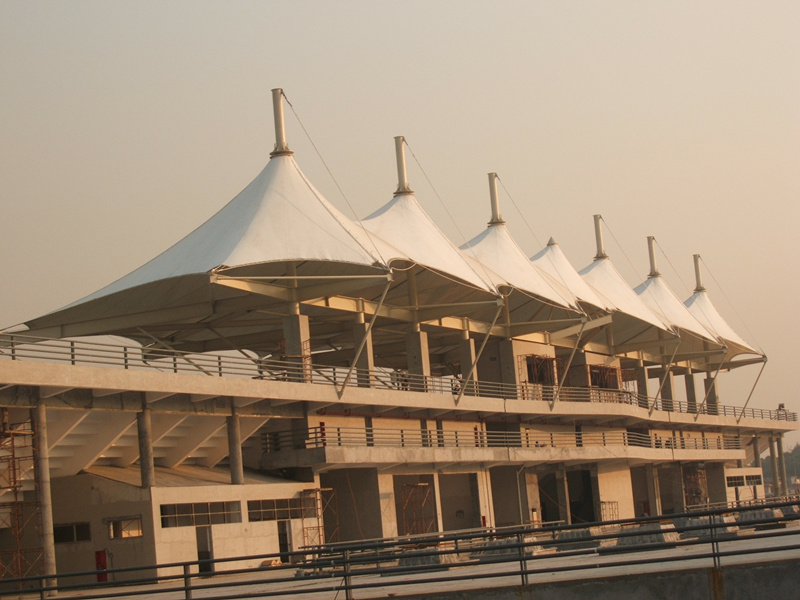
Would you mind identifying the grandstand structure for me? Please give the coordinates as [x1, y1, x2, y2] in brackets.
[0, 89, 795, 583]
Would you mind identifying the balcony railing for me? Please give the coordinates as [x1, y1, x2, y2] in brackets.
[0, 333, 795, 422]
[262, 425, 743, 454]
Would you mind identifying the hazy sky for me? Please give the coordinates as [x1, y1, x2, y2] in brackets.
[2, 2, 798, 440]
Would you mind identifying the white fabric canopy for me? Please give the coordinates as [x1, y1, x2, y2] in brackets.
[362, 193, 497, 294]
[685, 289, 760, 357]
[68, 154, 391, 308]
[579, 257, 670, 332]
[635, 276, 719, 344]
[531, 239, 605, 310]
[461, 225, 578, 310]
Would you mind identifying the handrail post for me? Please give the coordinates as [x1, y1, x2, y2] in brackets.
[517, 531, 528, 586]
[343, 549, 353, 600]
[183, 563, 193, 599]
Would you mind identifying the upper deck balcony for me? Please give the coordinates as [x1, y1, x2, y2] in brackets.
[258, 425, 747, 471]
[0, 334, 795, 430]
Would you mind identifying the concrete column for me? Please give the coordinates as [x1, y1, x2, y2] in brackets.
[769, 436, 780, 497]
[645, 464, 662, 516]
[556, 469, 572, 525]
[282, 312, 311, 382]
[227, 404, 244, 485]
[660, 370, 675, 412]
[777, 436, 788, 496]
[684, 373, 697, 413]
[459, 333, 477, 396]
[476, 470, 494, 528]
[377, 473, 398, 538]
[137, 405, 156, 489]
[752, 436, 762, 468]
[32, 402, 57, 592]
[352, 316, 375, 388]
[704, 374, 719, 416]
[406, 327, 430, 392]
[636, 367, 649, 408]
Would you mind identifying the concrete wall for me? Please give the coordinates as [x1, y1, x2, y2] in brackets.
[439, 473, 481, 531]
[723, 466, 765, 503]
[51, 474, 155, 582]
[150, 478, 309, 574]
[595, 463, 635, 520]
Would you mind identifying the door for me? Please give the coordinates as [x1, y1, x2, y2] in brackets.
[196, 526, 214, 573]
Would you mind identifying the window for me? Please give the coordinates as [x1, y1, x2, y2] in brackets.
[160, 502, 241, 528]
[108, 517, 143, 539]
[745, 474, 763, 486]
[589, 365, 620, 390]
[54, 523, 91, 544]
[247, 498, 305, 522]
[525, 355, 556, 386]
[726, 476, 745, 488]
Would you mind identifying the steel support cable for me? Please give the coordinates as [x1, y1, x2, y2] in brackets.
[700, 257, 764, 355]
[552, 320, 587, 408]
[281, 91, 388, 267]
[649, 342, 680, 416]
[404, 141, 499, 293]
[337, 279, 392, 397]
[136, 327, 214, 377]
[693, 350, 730, 421]
[455, 301, 505, 405]
[735, 359, 767, 424]
[496, 176, 578, 304]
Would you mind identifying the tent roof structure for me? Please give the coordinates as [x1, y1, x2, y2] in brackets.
[21, 152, 396, 346]
[531, 238, 606, 311]
[362, 192, 497, 295]
[461, 225, 578, 311]
[685, 288, 761, 359]
[631, 236, 721, 366]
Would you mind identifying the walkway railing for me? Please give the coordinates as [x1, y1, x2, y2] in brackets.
[262, 426, 743, 454]
[1, 500, 798, 600]
[0, 333, 795, 422]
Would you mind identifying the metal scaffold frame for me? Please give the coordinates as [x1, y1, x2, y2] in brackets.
[300, 487, 339, 548]
[0, 409, 43, 586]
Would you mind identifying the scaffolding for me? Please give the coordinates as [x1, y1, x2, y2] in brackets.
[0, 410, 43, 586]
[400, 482, 435, 536]
[300, 487, 339, 548]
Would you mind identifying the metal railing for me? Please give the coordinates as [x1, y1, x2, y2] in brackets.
[0, 333, 795, 422]
[262, 426, 743, 454]
[1, 500, 798, 600]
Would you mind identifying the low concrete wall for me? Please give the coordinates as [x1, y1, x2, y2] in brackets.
[391, 560, 799, 600]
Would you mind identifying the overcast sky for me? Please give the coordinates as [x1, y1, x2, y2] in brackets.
[2, 1, 798, 441]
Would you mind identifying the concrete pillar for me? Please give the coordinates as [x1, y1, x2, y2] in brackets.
[227, 404, 244, 485]
[459, 332, 477, 396]
[352, 316, 375, 388]
[660, 370, 675, 412]
[282, 312, 310, 382]
[769, 436, 780, 497]
[556, 469, 571, 525]
[777, 436, 788, 496]
[377, 473, 398, 538]
[704, 374, 719, 416]
[525, 471, 542, 524]
[137, 406, 156, 489]
[406, 327, 430, 392]
[636, 367, 649, 408]
[645, 464, 662, 516]
[32, 402, 57, 592]
[476, 470, 494, 528]
[752, 436, 762, 468]
[684, 373, 697, 413]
